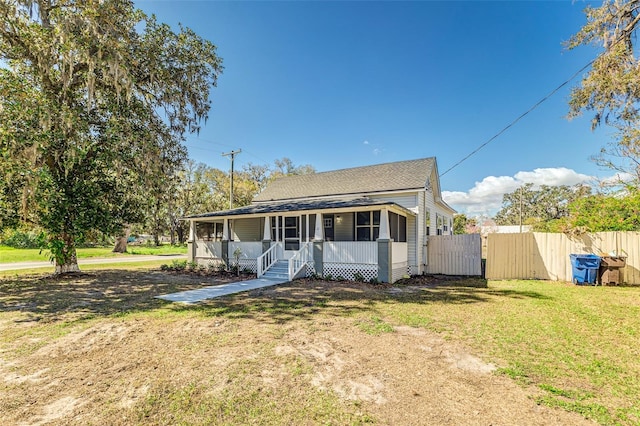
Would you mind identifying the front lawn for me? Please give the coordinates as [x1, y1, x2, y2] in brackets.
[0, 272, 637, 425]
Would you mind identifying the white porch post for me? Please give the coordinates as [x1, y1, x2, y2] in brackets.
[187, 220, 196, 262]
[262, 216, 272, 254]
[275, 216, 280, 242]
[306, 214, 310, 242]
[379, 208, 390, 240]
[314, 213, 324, 241]
[222, 218, 229, 241]
[263, 216, 271, 241]
[189, 220, 196, 241]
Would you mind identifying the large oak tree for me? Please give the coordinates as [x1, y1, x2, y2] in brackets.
[0, 0, 222, 273]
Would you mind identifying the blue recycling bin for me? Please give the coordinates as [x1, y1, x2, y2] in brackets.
[569, 254, 601, 285]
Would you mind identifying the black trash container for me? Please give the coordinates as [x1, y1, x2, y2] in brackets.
[598, 256, 626, 285]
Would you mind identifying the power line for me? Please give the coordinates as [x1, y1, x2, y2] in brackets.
[440, 17, 640, 179]
[184, 135, 269, 164]
[439, 58, 596, 178]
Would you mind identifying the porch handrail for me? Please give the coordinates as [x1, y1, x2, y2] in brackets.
[257, 243, 280, 278]
[288, 242, 312, 281]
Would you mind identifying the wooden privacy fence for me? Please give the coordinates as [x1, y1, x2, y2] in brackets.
[486, 231, 640, 284]
[427, 234, 482, 276]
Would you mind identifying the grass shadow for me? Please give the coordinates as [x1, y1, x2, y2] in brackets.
[0, 270, 552, 325]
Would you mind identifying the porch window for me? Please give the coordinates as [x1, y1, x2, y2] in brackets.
[356, 211, 380, 241]
[196, 222, 224, 241]
[389, 212, 407, 242]
[270, 217, 282, 241]
[436, 214, 444, 236]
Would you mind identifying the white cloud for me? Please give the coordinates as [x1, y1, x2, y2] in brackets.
[599, 172, 635, 186]
[372, 148, 381, 155]
[363, 140, 369, 145]
[443, 167, 595, 217]
[514, 167, 592, 186]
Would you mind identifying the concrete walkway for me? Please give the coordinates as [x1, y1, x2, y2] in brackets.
[156, 277, 289, 304]
[0, 254, 187, 271]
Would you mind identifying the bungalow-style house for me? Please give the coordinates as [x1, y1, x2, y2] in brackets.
[184, 157, 455, 283]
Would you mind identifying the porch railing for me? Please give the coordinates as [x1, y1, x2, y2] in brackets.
[229, 241, 263, 259]
[288, 242, 312, 281]
[323, 241, 377, 264]
[257, 242, 281, 278]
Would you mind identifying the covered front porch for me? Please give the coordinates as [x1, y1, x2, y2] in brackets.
[184, 198, 414, 283]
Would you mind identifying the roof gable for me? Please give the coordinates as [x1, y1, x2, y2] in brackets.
[254, 157, 436, 202]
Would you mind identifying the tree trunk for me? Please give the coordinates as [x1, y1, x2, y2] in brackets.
[169, 218, 177, 245]
[113, 224, 131, 253]
[54, 233, 80, 274]
[177, 224, 185, 244]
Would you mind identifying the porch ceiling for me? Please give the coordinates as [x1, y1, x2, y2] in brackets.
[184, 197, 416, 220]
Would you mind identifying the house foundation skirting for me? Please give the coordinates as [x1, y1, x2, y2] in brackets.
[193, 257, 258, 274]
[392, 262, 409, 282]
[322, 262, 378, 282]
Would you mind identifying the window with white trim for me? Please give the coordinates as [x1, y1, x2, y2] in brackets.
[356, 210, 380, 241]
[196, 222, 224, 241]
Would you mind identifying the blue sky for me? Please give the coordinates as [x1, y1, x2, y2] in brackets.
[136, 0, 611, 216]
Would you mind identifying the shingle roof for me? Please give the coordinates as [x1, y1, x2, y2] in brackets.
[185, 197, 415, 219]
[253, 157, 435, 202]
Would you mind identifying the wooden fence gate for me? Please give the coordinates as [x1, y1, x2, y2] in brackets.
[426, 234, 482, 276]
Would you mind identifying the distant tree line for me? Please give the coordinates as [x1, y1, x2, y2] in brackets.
[453, 183, 640, 235]
[1, 156, 314, 251]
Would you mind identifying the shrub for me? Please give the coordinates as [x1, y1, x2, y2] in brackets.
[162, 259, 187, 271]
[1, 228, 42, 248]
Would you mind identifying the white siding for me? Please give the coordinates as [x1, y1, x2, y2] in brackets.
[425, 192, 436, 236]
[370, 193, 418, 210]
[232, 218, 262, 241]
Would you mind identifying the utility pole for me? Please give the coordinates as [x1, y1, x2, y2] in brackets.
[222, 149, 241, 209]
[519, 186, 523, 233]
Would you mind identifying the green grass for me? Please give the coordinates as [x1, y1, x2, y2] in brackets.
[0, 244, 186, 263]
[377, 280, 640, 425]
[356, 315, 395, 335]
[0, 260, 171, 277]
[1, 274, 638, 424]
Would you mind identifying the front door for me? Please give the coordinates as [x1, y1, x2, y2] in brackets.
[272, 216, 300, 259]
[283, 216, 300, 258]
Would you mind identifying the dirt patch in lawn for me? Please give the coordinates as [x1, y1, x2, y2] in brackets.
[0, 271, 593, 425]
